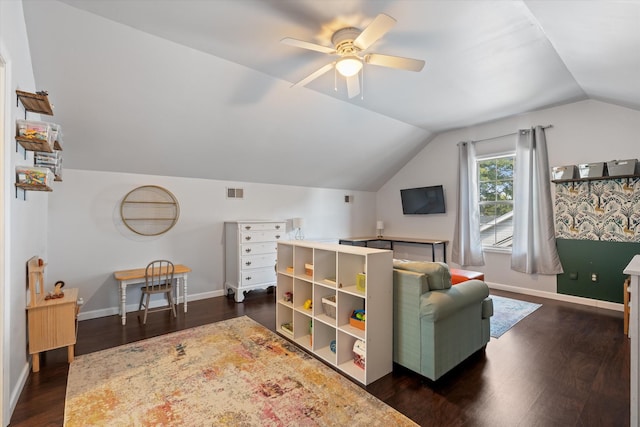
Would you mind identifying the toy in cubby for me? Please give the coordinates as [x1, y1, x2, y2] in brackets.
[349, 309, 366, 330]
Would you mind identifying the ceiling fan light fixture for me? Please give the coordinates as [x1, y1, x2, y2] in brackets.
[336, 56, 362, 77]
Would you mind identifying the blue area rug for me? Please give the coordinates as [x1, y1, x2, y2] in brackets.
[490, 295, 542, 338]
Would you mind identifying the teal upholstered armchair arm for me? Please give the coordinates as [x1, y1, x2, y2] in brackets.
[420, 279, 490, 322]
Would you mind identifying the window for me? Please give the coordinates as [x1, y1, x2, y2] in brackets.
[478, 154, 514, 248]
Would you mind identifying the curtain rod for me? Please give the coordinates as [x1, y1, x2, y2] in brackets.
[469, 124, 553, 144]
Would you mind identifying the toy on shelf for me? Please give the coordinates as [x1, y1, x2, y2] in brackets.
[350, 309, 366, 330]
[353, 339, 366, 369]
[45, 280, 65, 300]
[281, 322, 293, 335]
[303, 299, 312, 310]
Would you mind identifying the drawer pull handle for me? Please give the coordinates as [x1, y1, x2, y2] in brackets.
[245, 261, 252, 266]
[245, 248, 252, 253]
[245, 226, 252, 230]
[245, 276, 252, 281]
[275, 225, 281, 229]
[245, 236, 252, 241]
[275, 235, 281, 239]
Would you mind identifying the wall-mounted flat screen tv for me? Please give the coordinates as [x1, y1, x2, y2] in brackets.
[400, 185, 446, 215]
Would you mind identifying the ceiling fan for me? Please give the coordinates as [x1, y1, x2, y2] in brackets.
[281, 13, 425, 99]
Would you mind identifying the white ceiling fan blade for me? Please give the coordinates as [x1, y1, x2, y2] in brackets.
[281, 37, 336, 54]
[291, 62, 335, 88]
[353, 14, 396, 51]
[346, 74, 360, 99]
[365, 53, 425, 72]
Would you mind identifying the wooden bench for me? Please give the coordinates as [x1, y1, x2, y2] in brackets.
[450, 268, 484, 284]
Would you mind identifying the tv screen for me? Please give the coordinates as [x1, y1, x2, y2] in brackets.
[400, 185, 446, 215]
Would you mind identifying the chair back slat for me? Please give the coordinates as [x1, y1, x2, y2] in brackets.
[145, 260, 175, 291]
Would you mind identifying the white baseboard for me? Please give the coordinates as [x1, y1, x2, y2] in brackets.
[10, 363, 30, 423]
[77, 290, 226, 321]
[487, 281, 623, 312]
[78, 283, 622, 321]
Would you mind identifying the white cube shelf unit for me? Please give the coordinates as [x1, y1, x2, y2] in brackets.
[275, 240, 393, 385]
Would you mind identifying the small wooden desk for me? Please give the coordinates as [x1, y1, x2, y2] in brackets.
[339, 236, 448, 262]
[113, 264, 191, 325]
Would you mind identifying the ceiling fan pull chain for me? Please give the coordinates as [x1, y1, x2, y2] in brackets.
[334, 67, 338, 92]
[361, 66, 364, 100]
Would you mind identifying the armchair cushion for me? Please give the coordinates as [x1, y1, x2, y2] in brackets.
[393, 260, 452, 290]
[420, 279, 490, 321]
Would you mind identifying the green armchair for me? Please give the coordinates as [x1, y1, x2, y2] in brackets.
[393, 260, 493, 381]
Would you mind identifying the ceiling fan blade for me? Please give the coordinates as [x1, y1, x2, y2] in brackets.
[353, 14, 397, 51]
[281, 37, 336, 54]
[346, 74, 360, 99]
[365, 53, 425, 72]
[291, 62, 335, 88]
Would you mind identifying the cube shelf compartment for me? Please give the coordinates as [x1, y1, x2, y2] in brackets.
[275, 240, 393, 385]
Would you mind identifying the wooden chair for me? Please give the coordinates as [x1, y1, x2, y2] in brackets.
[138, 260, 176, 324]
[624, 276, 631, 337]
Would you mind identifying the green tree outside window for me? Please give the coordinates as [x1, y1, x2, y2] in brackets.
[478, 156, 515, 247]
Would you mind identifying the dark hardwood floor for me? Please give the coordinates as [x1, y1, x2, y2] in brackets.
[10, 289, 629, 426]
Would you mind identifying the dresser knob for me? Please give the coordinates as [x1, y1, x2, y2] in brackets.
[245, 276, 252, 281]
[275, 225, 281, 229]
[245, 226, 252, 230]
[245, 248, 252, 253]
[245, 236, 251, 241]
[275, 235, 281, 239]
[245, 261, 252, 266]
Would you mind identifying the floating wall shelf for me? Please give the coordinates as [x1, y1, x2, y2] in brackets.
[16, 90, 54, 116]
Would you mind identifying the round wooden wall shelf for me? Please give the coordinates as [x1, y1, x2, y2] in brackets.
[120, 185, 180, 236]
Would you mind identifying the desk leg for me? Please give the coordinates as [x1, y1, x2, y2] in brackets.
[183, 275, 188, 313]
[120, 281, 127, 326]
[32, 353, 40, 373]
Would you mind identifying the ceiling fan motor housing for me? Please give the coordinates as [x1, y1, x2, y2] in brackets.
[332, 27, 362, 54]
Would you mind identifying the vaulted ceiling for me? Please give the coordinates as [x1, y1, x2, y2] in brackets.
[21, 0, 640, 191]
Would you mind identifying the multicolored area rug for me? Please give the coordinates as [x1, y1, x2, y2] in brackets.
[490, 295, 542, 338]
[64, 316, 416, 426]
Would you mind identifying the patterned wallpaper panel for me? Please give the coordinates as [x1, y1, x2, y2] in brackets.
[555, 177, 640, 242]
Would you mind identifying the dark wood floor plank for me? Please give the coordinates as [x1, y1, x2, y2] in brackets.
[9, 289, 630, 426]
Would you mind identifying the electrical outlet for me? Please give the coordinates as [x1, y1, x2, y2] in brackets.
[591, 273, 598, 282]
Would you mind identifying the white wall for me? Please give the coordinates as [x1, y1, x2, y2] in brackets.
[377, 99, 640, 301]
[1, 0, 48, 424]
[46, 169, 376, 319]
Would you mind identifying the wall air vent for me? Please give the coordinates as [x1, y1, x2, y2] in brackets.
[227, 188, 244, 199]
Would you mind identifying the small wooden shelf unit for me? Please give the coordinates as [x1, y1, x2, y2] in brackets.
[26, 257, 79, 372]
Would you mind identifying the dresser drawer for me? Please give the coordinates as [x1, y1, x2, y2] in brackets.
[241, 242, 278, 255]
[240, 230, 284, 243]
[238, 222, 285, 232]
[240, 267, 277, 287]
[241, 254, 277, 270]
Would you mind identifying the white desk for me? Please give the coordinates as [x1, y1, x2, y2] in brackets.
[624, 255, 640, 427]
[113, 264, 191, 325]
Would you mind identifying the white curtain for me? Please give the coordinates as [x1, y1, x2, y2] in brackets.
[511, 126, 563, 274]
[452, 142, 485, 266]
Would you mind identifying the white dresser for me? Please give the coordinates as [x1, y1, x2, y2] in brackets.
[224, 220, 286, 302]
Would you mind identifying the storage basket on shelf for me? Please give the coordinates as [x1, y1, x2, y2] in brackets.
[321, 295, 336, 319]
[607, 159, 637, 177]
